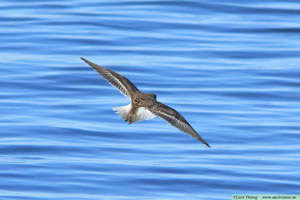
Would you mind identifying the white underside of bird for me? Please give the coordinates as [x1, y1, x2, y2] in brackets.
[113, 104, 156, 121]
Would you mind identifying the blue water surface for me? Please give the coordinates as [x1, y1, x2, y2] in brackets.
[1, 0, 300, 199]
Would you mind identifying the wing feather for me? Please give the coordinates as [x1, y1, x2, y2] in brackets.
[81, 57, 139, 98]
[150, 102, 210, 147]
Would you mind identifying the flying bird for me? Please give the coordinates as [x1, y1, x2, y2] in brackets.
[81, 57, 210, 147]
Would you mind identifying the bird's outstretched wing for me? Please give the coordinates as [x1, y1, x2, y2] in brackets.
[150, 102, 210, 147]
[81, 57, 139, 98]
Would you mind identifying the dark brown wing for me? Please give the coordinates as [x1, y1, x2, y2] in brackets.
[81, 57, 139, 98]
[150, 102, 210, 147]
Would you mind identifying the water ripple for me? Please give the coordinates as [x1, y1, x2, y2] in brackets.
[1, 0, 300, 199]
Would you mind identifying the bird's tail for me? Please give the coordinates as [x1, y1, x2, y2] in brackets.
[113, 104, 131, 122]
[113, 104, 156, 124]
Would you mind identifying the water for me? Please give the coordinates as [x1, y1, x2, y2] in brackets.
[1, 0, 300, 199]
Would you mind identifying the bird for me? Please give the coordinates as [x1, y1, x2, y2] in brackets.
[80, 57, 210, 147]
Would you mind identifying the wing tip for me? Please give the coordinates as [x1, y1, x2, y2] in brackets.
[80, 57, 88, 63]
[196, 136, 211, 148]
[204, 142, 211, 148]
[80, 57, 104, 71]
[197, 138, 211, 148]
